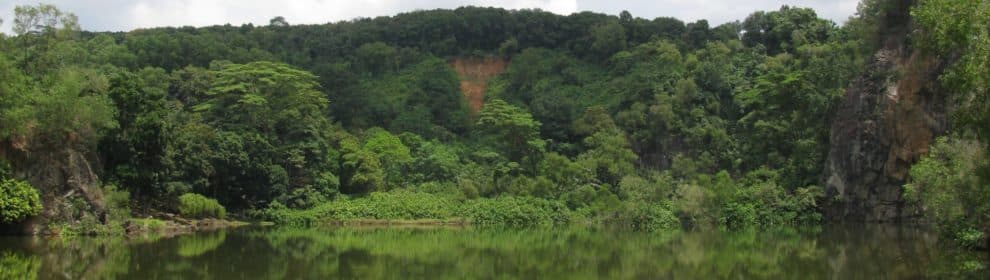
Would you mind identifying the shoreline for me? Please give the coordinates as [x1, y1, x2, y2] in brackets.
[123, 217, 251, 236]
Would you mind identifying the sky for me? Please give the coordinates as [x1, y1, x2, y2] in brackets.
[0, 0, 860, 34]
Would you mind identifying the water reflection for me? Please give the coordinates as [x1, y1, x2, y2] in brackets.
[0, 225, 986, 279]
[1, 251, 40, 280]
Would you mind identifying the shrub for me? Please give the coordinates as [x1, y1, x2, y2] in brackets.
[264, 190, 460, 226]
[720, 202, 757, 229]
[178, 193, 227, 219]
[464, 196, 569, 227]
[103, 184, 132, 221]
[905, 137, 989, 248]
[0, 179, 43, 224]
[614, 202, 680, 231]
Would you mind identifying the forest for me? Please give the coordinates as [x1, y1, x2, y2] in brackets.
[0, 0, 987, 249]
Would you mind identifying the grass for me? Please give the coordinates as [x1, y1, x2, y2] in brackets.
[128, 218, 170, 232]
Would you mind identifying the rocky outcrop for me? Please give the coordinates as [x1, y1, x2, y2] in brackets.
[822, 45, 951, 222]
[1, 141, 108, 234]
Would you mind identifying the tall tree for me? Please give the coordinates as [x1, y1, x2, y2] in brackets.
[476, 99, 545, 166]
[196, 61, 335, 208]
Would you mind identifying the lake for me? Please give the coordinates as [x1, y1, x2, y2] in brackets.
[1, 225, 987, 279]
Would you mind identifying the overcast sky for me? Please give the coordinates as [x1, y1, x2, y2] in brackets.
[0, 0, 860, 34]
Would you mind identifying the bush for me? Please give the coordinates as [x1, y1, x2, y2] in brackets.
[720, 202, 757, 229]
[266, 192, 571, 228]
[604, 201, 680, 231]
[464, 196, 569, 227]
[103, 184, 131, 221]
[178, 193, 227, 219]
[264, 190, 460, 226]
[0, 179, 43, 224]
[905, 137, 989, 248]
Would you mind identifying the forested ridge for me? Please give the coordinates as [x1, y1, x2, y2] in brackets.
[0, 1, 987, 248]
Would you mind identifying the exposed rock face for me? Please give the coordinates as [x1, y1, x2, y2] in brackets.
[1, 142, 107, 234]
[822, 47, 950, 222]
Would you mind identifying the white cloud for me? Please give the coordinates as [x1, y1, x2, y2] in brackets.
[0, 0, 857, 34]
[112, 0, 578, 30]
[122, 0, 578, 30]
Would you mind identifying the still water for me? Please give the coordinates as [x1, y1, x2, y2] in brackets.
[1, 225, 987, 279]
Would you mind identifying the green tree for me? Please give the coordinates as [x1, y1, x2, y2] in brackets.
[354, 42, 397, 76]
[363, 128, 413, 189]
[590, 21, 627, 60]
[14, 67, 116, 147]
[178, 193, 227, 219]
[909, 0, 990, 248]
[905, 137, 989, 248]
[914, 0, 990, 159]
[741, 6, 834, 54]
[735, 57, 837, 188]
[100, 68, 173, 207]
[12, 4, 79, 36]
[339, 135, 385, 194]
[684, 20, 711, 49]
[476, 99, 545, 166]
[577, 127, 638, 188]
[402, 134, 461, 183]
[196, 61, 335, 208]
[269, 16, 289, 27]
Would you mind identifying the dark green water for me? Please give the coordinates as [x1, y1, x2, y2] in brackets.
[1, 225, 987, 279]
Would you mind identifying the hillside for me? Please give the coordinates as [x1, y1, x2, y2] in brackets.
[0, 1, 987, 248]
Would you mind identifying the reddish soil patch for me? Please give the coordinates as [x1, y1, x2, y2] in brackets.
[449, 56, 509, 113]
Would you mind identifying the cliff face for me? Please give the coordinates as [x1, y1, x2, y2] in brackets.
[1, 140, 107, 234]
[822, 45, 950, 222]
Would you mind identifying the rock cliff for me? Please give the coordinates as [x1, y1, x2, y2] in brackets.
[1, 140, 107, 234]
[822, 1, 951, 222]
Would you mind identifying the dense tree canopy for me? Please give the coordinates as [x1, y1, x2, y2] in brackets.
[4, 2, 983, 241]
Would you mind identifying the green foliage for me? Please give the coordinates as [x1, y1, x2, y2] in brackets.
[0, 252, 40, 280]
[103, 184, 132, 227]
[178, 193, 227, 219]
[577, 129, 638, 187]
[909, 0, 990, 249]
[177, 231, 227, 257]
[609, 201, 680, 231]
[338, 57, 468, 136]
[0, 3, 882, 235]
[354, 42, 397, 76]
[619, 173, 674, 203]
[128, 218, 168, 232]
[12, 4, 79, 37]
[190, 61, 336, 208]
[735, 57, 839, 188]
[673, 169, 823, 228]
[464, 196, 570, 227]
[905, 137, 989, 248]
[476, 99, 545, 165]
[264, 190, 460, 226]
[0, 179, 43, 224]
[590, 21, 627, 60]
[264, 191, 575, 228]
[100, 68, 173, 206]
[741, 6, 834, 54]
[363, 128, 413, 189]
[406, 137, 461, 183]
[339, 135, 385, 194]
[0, 65, 117, 145]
